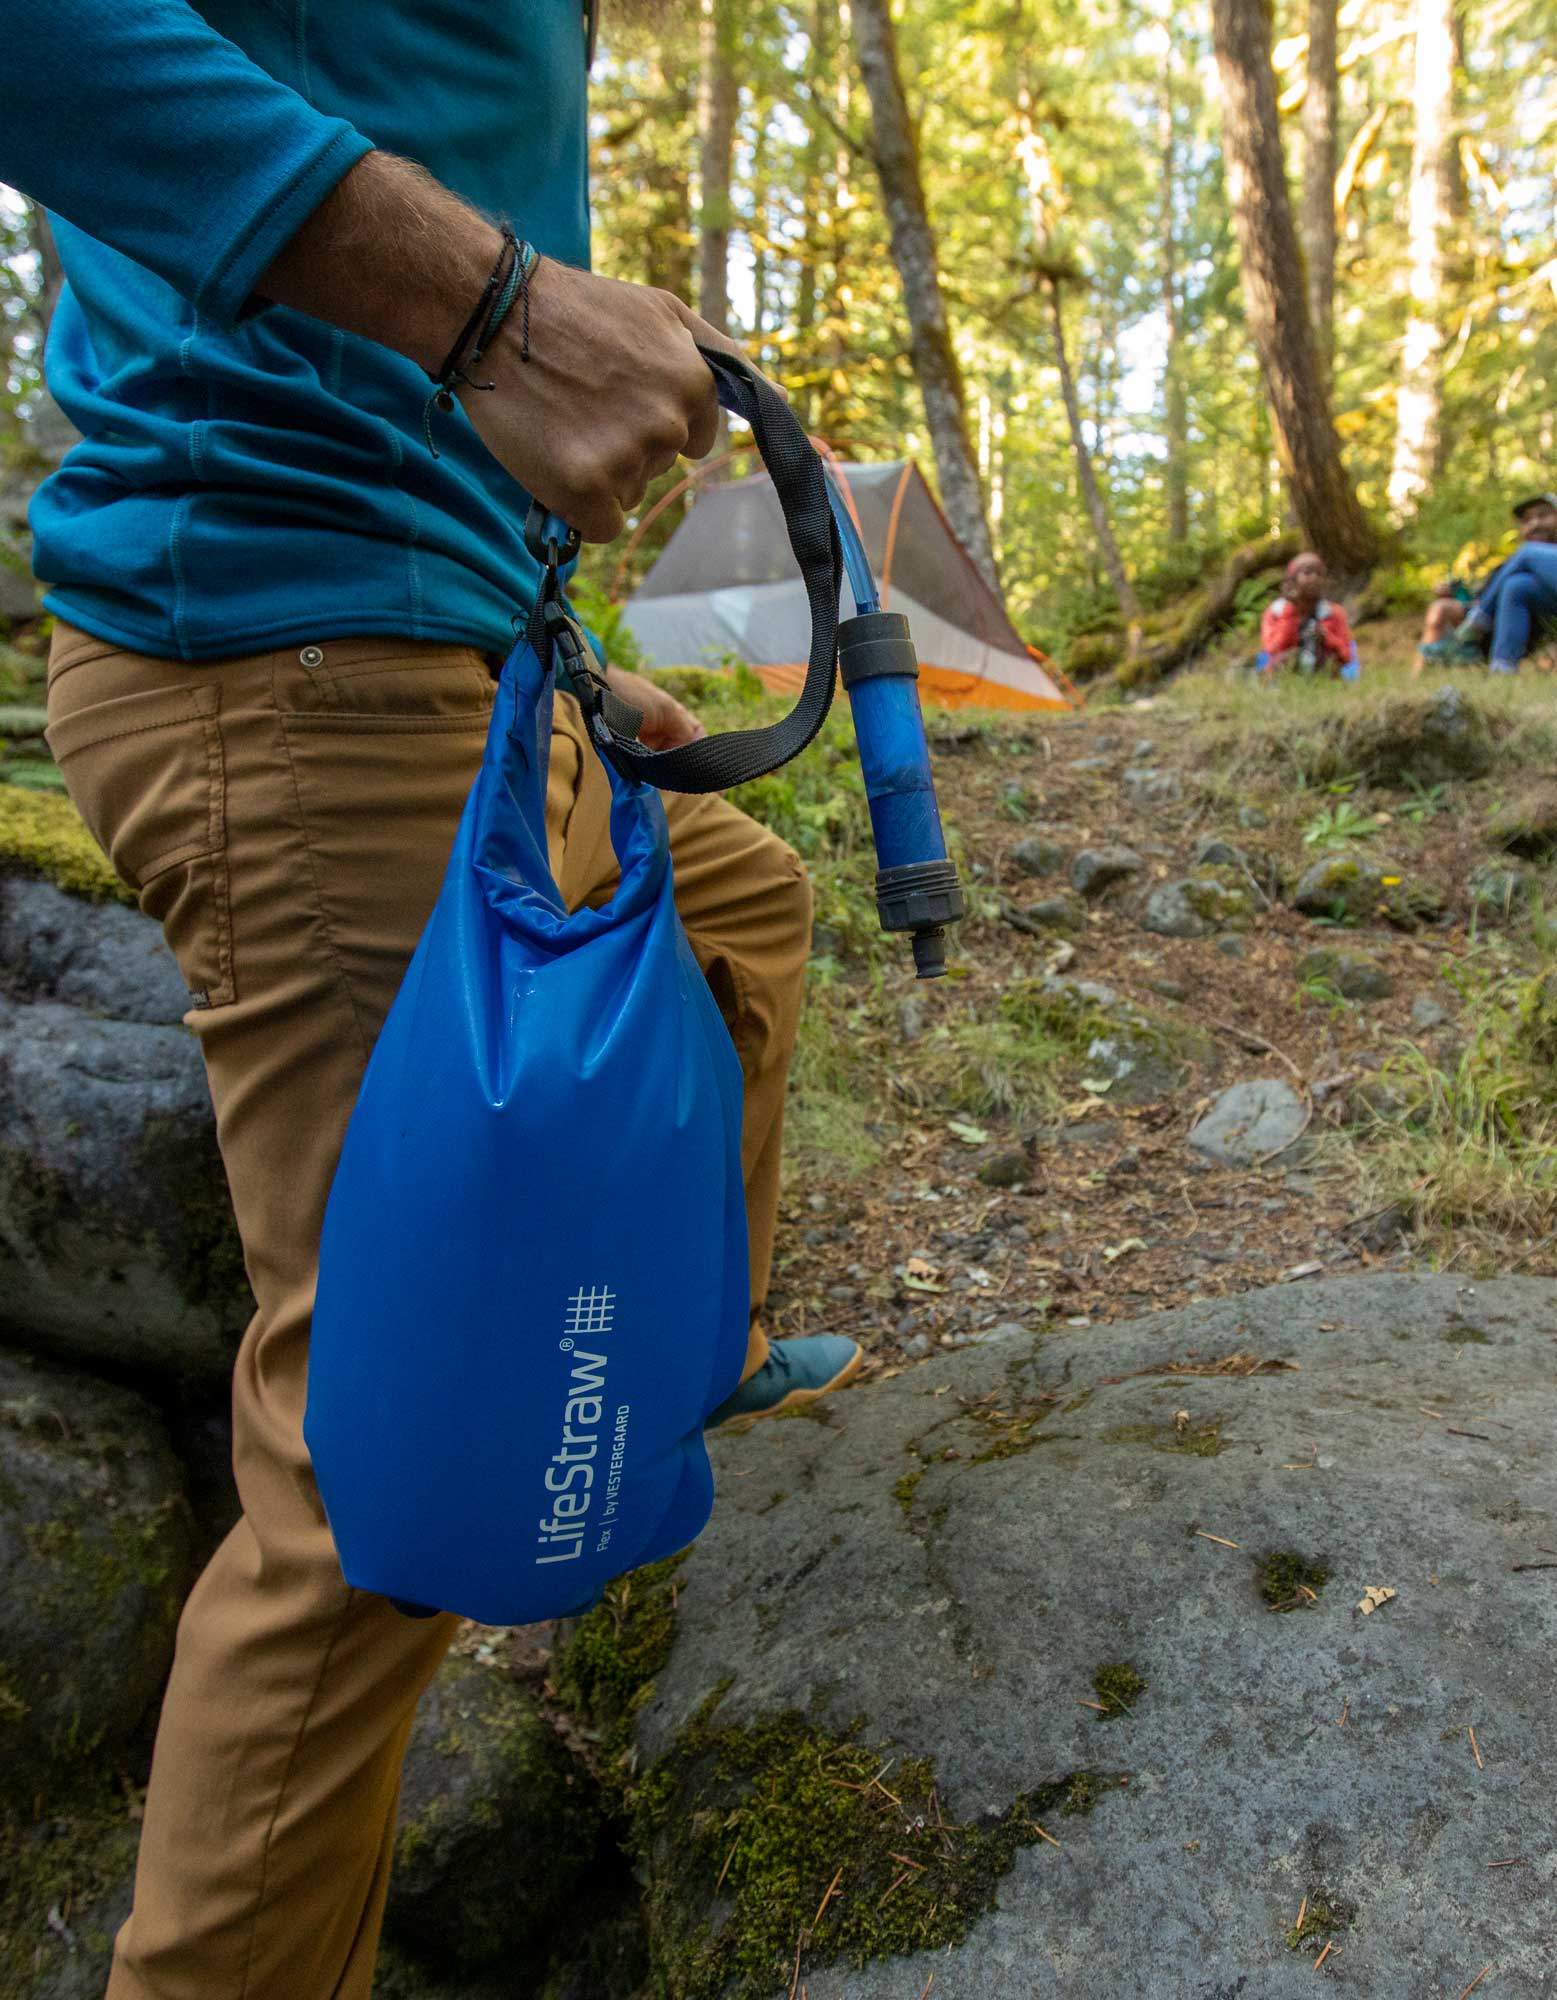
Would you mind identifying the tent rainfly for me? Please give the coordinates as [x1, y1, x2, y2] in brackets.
[621, 459, 1073, 711]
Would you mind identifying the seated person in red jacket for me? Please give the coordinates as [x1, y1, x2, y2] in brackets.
[1257, 553, 1360, 680]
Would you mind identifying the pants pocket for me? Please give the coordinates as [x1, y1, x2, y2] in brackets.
[46, 681, 236, 1009]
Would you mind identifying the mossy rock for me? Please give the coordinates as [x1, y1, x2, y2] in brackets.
[1063, 631, 1126, 682]
[0, 998, 251, 1391]
[0, 1784, 139, 2000]
[0, 784, 127, 905]
[1291, 855, 1442, 931]
[1297, 947, 1393, 1001]
[1490, 785, 1557, 860]
[0, 1349, 194, 1807]
[1309, 686, 1499, 788]
[387, 1656, 604, 1969]
[1139, 868, 1254, 940]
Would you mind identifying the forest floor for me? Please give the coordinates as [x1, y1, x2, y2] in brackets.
[736, 614, 1557, 1393]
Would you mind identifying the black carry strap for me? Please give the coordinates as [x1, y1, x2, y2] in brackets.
[536, 346, 845, 797]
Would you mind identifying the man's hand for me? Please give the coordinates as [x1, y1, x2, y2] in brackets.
[261, 151, 747, 543]
[604, 666, 705, 751]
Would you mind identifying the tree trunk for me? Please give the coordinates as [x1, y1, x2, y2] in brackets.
[1159, 56, 1189, 543]
[850, 0, 1001, 595]
[1388, 0, 1458, 515]
[1300, 0, 1339, 386]
[696, 0, 738, 337]
[1210, 0, 1380, 577]
[1046, 278, 1140, 623]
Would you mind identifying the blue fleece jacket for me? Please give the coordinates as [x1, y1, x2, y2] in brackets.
[2, 1, 591, 660]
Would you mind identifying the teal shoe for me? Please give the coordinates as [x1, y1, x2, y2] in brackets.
[705, 1334, 862, 1431]
[1419, 631, 1485, 667]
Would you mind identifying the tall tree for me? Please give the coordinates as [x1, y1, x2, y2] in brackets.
[850, 0, 1001, 593]
[1300, 0, 1340, 385]
[1388, 0, 1458, 515]
[1209, 0, 1380, 576]
[1158, 49, 1190, 543]
[1045, 275, 1141, 621]
[695, 0, 739, 339]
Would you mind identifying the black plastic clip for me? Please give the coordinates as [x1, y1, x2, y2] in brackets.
[524, 499, 582, 572]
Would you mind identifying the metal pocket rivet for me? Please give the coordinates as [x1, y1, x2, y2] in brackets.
[299, 645, 325, 668]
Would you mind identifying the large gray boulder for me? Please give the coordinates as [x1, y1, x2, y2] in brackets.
[0, 994, 250, 1390]
[0, 1348, 194, 1804]
[0, 876, 191, 1023]
[581, 1274, 1557, 1999]
[0, 841, 251, 1391]
[387, 1656, 603, 1968]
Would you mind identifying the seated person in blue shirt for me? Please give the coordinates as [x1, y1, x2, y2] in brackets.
[1422, 493, 1557, 672]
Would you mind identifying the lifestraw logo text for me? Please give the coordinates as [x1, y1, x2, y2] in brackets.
[535, 1288, 615, 1566]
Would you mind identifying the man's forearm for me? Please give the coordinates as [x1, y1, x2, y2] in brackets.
[260, 152, 504, 376]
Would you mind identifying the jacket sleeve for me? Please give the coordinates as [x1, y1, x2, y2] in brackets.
[1258, 603, 1287, 656]
[0, 0, 373, 327]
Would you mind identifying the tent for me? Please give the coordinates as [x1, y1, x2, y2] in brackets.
[620, 459, 1073, 711]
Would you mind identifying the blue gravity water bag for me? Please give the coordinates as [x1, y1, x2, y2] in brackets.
[307, 350, 962, 1626]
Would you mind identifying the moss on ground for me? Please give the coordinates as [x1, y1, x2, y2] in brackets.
[0, 782, 128, 903]
[553, 1557, 1128, 1999]
[1091, 1662, 1147, 1718]
[0, 1783, 138, 1997]
[1102, 1417, 1226, 1458]
[1257, 1551, 1330, 1612]
[638, 1710, 1124, 2000]
[1284, 1887, 1352, 1954]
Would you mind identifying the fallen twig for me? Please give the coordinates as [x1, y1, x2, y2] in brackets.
[1027, 1822, 1063, 1850]
[1447, 1428, 1493, 1442]
[1313, 1940, 1336, 1971]
[1487, 1857, 1526, 1869]
[1511, 1562, 1557, 1573]
[1469, 1726, 1484, 1770]
[811, 1866, 843, 1933]
[1195, 1530, 1241, 1549]
[1456, 1967, 1492, 2000]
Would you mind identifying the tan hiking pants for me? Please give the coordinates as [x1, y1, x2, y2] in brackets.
[44, 623, 810, 2000]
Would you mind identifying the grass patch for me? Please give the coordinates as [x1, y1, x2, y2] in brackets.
[1352, 925, 1557, 1262]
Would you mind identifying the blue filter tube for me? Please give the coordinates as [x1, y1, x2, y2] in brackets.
[838, 611, 966, 978]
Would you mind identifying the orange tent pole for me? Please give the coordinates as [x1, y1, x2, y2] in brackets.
[878, 462, 914, 611]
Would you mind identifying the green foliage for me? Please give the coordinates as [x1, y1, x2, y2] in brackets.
[1358, 922, 1557, 1255]
[1302, 800, 1379, 849]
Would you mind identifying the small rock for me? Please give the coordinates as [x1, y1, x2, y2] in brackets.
[1147, 977, 1190, 1001]
[1235, 804, 1270, 829]
[1139, 870, 1253, 940]
[810, 921, 843, 956]
[1291, 856, 1442, 930]
[1130, 740, 1156, 760]
[1215, 935, 1246, 958]
[1298, 947, 1395, 1001]
[1188, 1079, 1308, 1166]
[1345, 1203, 1412, 1252]
[897, 996, 925, 1043]
[1071, 846, 1144, 900]
[1122, 765, 1181, 802]
[1411, 995, 1448, 1030]
[978, 1149, 1032, 1189]
[1022, 894, 1082, 933]
[901, 1334, 933, 1360]
[1009, 835, 1065, 878]
[1194, 838, 1247, 870]
[1068, 755, 1114, 773]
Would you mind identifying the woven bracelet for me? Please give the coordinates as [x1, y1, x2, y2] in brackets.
[423, 227, 539, 456]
